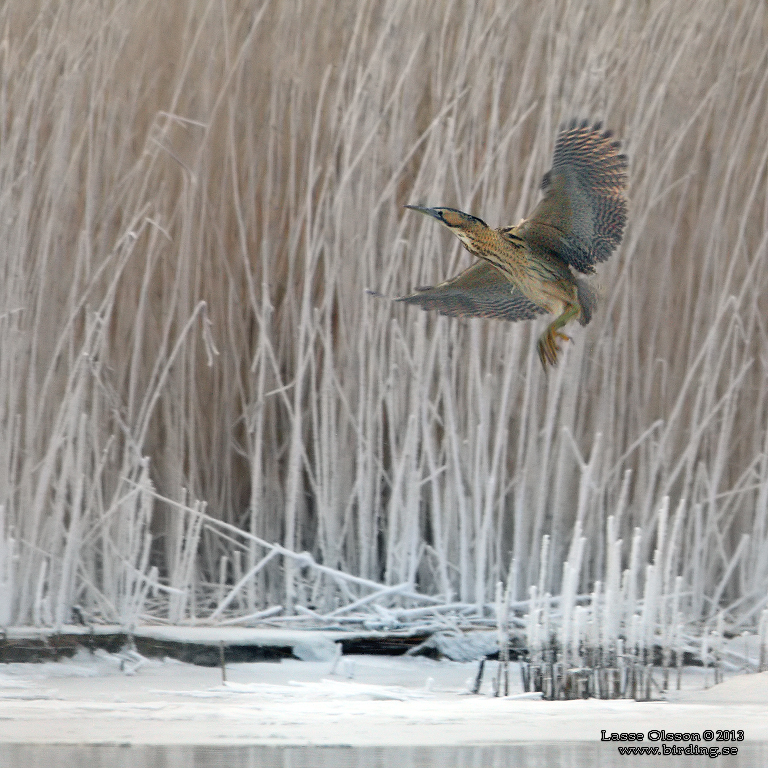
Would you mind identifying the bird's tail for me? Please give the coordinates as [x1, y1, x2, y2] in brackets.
[576, 278, 598, 326]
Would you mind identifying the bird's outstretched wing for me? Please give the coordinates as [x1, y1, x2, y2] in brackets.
[519, 120, 628, 274]
[396, 260, 547, 322]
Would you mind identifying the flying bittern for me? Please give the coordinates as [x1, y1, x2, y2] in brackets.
[396, 120, 628, 367]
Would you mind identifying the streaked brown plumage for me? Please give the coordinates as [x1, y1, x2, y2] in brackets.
[396, 119, 628, 367]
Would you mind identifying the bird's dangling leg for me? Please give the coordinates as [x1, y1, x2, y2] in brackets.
[537, 303, 580, 368]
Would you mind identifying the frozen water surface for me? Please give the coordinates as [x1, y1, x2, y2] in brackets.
[0, 646, 766, 766]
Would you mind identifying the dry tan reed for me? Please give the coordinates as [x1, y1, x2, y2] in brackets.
[0, 0, 767, 633]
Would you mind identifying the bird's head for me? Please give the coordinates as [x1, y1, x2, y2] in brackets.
[405, 205, 487, 230]
[405, 205, 489, 250]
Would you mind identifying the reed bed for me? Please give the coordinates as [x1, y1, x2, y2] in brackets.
[0, 0, 767, 670]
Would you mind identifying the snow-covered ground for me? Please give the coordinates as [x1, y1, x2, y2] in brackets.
[0, 635, 767, 749]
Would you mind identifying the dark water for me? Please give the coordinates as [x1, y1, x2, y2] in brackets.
[1, 743, 766, 768]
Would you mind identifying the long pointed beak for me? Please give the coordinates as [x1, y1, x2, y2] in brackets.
[404, 204, 443, 222]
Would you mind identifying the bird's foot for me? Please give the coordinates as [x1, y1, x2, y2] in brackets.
[537, 328, 571, 369]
